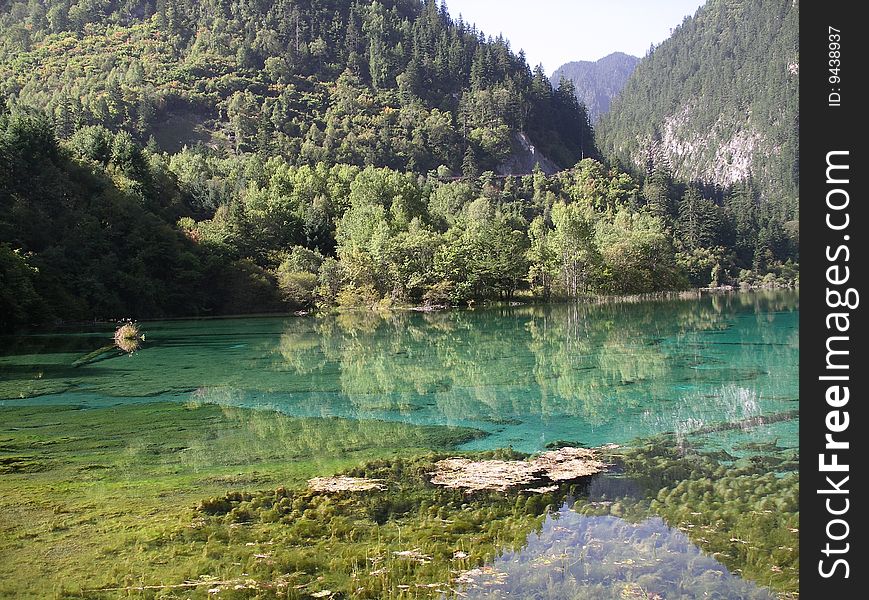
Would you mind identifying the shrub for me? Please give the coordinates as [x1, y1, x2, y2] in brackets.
[281, 246, 324, 274]
[315, 257, 344, 305]
[336, 284, 380, 309]
[422, 280, 454, 307]
[278, 270, 318, 309]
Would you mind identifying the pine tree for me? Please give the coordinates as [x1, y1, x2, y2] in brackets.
[462, 146, 478, 179]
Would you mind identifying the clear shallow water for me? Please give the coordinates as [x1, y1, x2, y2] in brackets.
[0, 291, 798, 597]
[456, 504, 777, 599]
[0, 291, 798, 454]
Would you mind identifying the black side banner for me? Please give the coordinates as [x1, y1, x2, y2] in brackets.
[801, 1, 866, 595]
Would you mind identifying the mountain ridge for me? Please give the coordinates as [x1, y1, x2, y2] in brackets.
[597, 0, 799, 216]
[0, 0, 595, 175]
[551, 52, 640, 122]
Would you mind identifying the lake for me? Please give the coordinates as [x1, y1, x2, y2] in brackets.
[0, 290, 799, 598]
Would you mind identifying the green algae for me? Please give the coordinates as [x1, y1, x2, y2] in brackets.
[174, 453, 572, 599]
[0, 402, 484, 599]
[580, 436, 800, 597]
[0, 400, 798, 599]
[143, 437, 796, 599]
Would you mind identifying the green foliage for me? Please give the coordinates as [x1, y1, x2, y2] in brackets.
[336, 282, 382, 309]
[677, 246, 731, 288]
[281, 245, 325, 275]
[68, 124, 113, 165]
[433, 199, 528, 302]
[316, 256, 345, 304]
[549, 200, 600, 296]
[0, 244, 42, 330]
[598, 0, 799, 221]
[525, 216, 557, 299]
[277, 269, 319, 309]
[0, 101, 794, 331]
[596, 208, 687, 294]
[0, 0, 595, 172]
[0, 110, 300, 330]
[0, 0, 799, 329]
[676, 186, 722, 250]
[428, 180, 474, 228]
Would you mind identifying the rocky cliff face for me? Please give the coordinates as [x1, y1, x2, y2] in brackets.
[598, 0, 799, 212]
[644, 103, 766, 187]
[497, 132, 561, 175]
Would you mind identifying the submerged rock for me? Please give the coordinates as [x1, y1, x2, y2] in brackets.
[535, 447, 608, 481]
[430, 447, 608, 493]
[307, 476, 386, 493]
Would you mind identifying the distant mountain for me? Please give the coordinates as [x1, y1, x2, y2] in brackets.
[597, 0, 799, 214]
[551, 53, 640, 122]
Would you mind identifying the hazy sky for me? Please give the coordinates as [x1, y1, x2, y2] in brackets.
[444, 0, 706, 73]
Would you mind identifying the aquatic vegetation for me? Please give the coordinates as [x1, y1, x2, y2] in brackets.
[177, 453, 580, 599]
[0, 293, 799, 598]
[308, 476, 386, 493]
[0, 408, 799, 599]
[457, 511, 779, 600]
[0, 402, 484, 598]
[113, 320, 144, 353]
[574, 436, 801, 597]
[151, 436, 797, 599]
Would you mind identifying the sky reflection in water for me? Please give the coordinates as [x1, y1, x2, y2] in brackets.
[457, 501, 776, 600]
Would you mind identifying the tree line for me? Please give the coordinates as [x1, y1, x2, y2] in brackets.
[0, 0, 798, 331]
[1, 108, 797, 331]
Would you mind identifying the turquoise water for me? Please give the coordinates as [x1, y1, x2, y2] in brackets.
[0, 290, 799, 455]
[0, 290, 799, 597]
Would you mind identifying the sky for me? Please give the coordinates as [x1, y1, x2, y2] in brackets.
[443, 0, 706, 74]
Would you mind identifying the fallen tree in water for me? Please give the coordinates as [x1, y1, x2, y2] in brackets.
[72, 321, 145, 367]
[687, 410, 799, 435]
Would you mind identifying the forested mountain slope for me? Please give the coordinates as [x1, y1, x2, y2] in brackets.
[0, 1, 798, 332]
[0, 0, 594, 173]
[551, 52, 639, 122]
[597, 0, 799, 218]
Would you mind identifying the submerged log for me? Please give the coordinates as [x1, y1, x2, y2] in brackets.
[689, 410, 799, 435]
[71, 344, 122, 368]
[72, 323, 144, 367]
[429, 447, 609, 493]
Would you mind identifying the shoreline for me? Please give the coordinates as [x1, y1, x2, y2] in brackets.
[4, 285, 800, 334]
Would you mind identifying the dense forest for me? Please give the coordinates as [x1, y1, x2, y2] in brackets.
[598, 0, 799, 219]
[551, 52, 639, 122]
[0, 0, 592, 171]
[0, 0, 798, 332]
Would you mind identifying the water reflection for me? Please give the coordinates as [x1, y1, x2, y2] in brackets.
[0, 291, 799, 453]
[457, 503, 776, 600]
